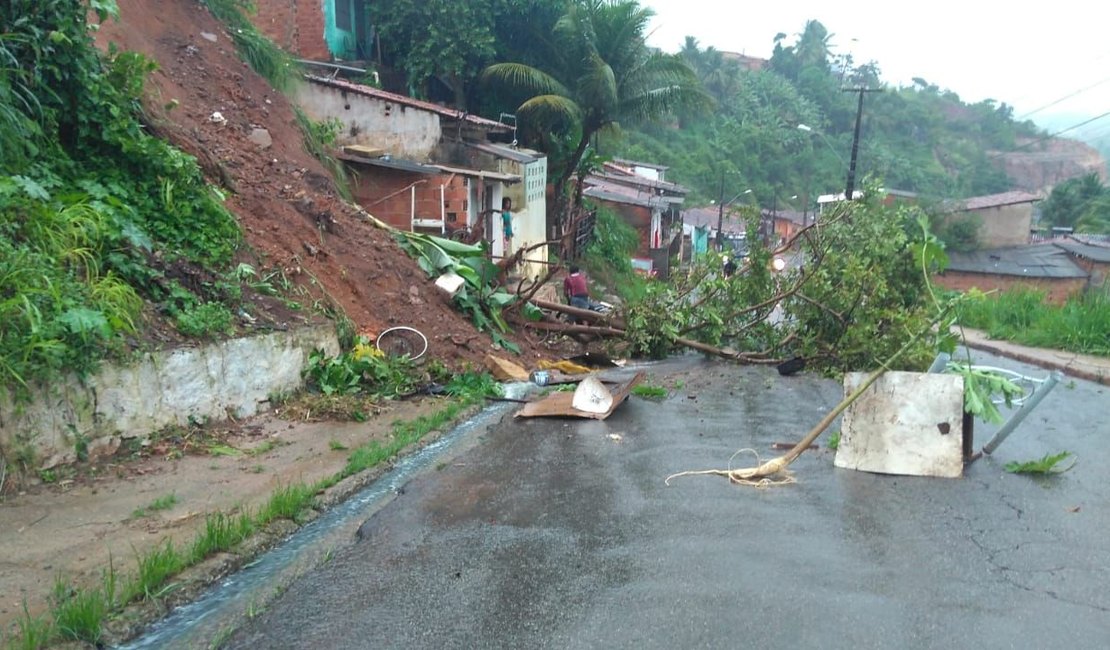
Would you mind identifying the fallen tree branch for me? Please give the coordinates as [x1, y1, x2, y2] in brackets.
[665, 307, 949, 488]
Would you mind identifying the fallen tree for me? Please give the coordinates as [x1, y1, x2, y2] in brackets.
[507, 183, 941, 373]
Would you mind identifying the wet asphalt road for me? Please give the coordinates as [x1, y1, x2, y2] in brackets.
[225, 350, 1109, 649]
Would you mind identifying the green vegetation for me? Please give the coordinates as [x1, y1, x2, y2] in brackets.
[0, 1, 245, 400]
[200, 0, 295, 91]
[131, 493, 179, 519]
[1004, 451, 1076, 475]
[303, 336, 421, 398]
[958, 287, 1110, 356]
[827, 430, 840, 450]
[945, 363, 1026, 425]
[619, 188, 941, 371]
[483, 0, 710, 231]
[631, 384, 668, 400]
[393, 232, 521, 352]
[1039, 173, 1110, 233]
[129, 540, 184, 601]
[293, 107, 351, 200]
[582, 204, 648, 301]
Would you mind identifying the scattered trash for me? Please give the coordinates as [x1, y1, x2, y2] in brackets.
[572, 376, 614, 414]
[608, 434, 623, 442]
[515, 371, 645, 420]
[199, 31, 217, 42]
[208, 111, 227, 125]
[538, 359, 593, 375]
[1066, 505, 1081, 513]
[434, 271, 465, 297]
[530, 370, 550, 386]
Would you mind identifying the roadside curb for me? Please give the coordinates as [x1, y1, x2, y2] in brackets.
[961, 332, 1110, 387]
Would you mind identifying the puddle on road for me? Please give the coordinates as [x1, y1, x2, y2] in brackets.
[117, 384, 528, 650]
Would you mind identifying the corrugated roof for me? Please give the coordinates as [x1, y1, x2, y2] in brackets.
[611, 158, 669, 171]
[683, 206, 747, 234]
[1054, 240, 1110, 263]
[432, 163, 520, 184]
[583, 178, 670, 210]
[945, 244, 1088, 279]
[305, 75, 509, 130]
[337, 153, 440, 175]
[590, 169, 689, 195]
[947, 190, 1042, 212]
[467, 141, 543, 163]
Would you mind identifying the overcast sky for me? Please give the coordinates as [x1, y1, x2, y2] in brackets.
[642, 1, 1110, 133]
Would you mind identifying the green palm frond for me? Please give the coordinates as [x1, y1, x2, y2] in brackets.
[481, 63, 571, 98]
[517, 94, 582, 128]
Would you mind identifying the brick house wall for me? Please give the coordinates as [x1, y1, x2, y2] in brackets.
[347, 165, 470, 232]
[1067, 256, 1109, 288]
[945, 203, 1033, 249]
[252, 0, 330, 61]
[933, 272, 1086, 305]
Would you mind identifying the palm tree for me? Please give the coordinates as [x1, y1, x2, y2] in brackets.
[482, 0, 711, 229]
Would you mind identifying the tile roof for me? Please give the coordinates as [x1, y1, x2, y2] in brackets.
[683, 206, 747, 234]
[591, 168, 689, 195]
[1054, 240, 1110, 263]
[583, 178, 670, 210]
[305, 75, 509, 130]
[467, 141, 544, 164]
[947, 190, 1043, 212]
[945, 244, 1088, 279]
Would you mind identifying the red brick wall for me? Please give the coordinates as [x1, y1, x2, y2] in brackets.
[349, 166, 471, 233]
[602, 201, 652, 257]
[251, 0, 329, 61]
[1069, 257, 1108, 287]
[933, 272, 1086, 305]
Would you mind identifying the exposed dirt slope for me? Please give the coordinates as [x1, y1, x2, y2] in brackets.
[94, 0, 549, 368]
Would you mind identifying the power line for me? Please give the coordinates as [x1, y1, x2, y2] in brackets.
[1016, 74, 1110, 120]
[989, 109, 1110, 159]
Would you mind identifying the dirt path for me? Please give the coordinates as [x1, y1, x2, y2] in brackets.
[0, 396, 454, 640]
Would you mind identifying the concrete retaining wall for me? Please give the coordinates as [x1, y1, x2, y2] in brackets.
[0, 325, 339, 469]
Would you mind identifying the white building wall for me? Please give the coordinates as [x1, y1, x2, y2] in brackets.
[293, 82, 442, 160]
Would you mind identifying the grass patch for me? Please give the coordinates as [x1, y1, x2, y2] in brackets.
[959, 287, 1110, 356]
[131, 493, 179, 519]
[328, 439, 349, 451]
[631, 384, 667, 400]
[1004, 451, 1076, 475]
[246, 439, 278, 456]
[827, 430, 840, 450]
[257, 483, 316, 524]
[50, 578, 109, 645]
[189, 511, 255, 563]
[13, 600, 53, 650]
[128, 540, 185, 601]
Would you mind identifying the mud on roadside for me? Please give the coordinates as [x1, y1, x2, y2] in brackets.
[0, 394, 479, 644]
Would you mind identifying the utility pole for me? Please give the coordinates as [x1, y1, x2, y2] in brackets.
[842, 87, 881, 201]
[715, 170, 725, 251]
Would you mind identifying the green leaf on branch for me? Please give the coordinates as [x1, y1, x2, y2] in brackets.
[1004, 451, 1075, 475]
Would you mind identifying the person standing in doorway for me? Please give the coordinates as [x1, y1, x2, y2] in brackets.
[500, 197, 514, 254]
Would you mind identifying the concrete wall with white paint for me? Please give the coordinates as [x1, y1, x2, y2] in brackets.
[0, 325, 339, 470]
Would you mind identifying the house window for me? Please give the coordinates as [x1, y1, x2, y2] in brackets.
[335, 0, 352, 31]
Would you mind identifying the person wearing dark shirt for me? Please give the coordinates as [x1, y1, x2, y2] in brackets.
[563, 265, 591, 309]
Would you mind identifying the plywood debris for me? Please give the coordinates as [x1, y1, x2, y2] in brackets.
[515, 371, 645, 420]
